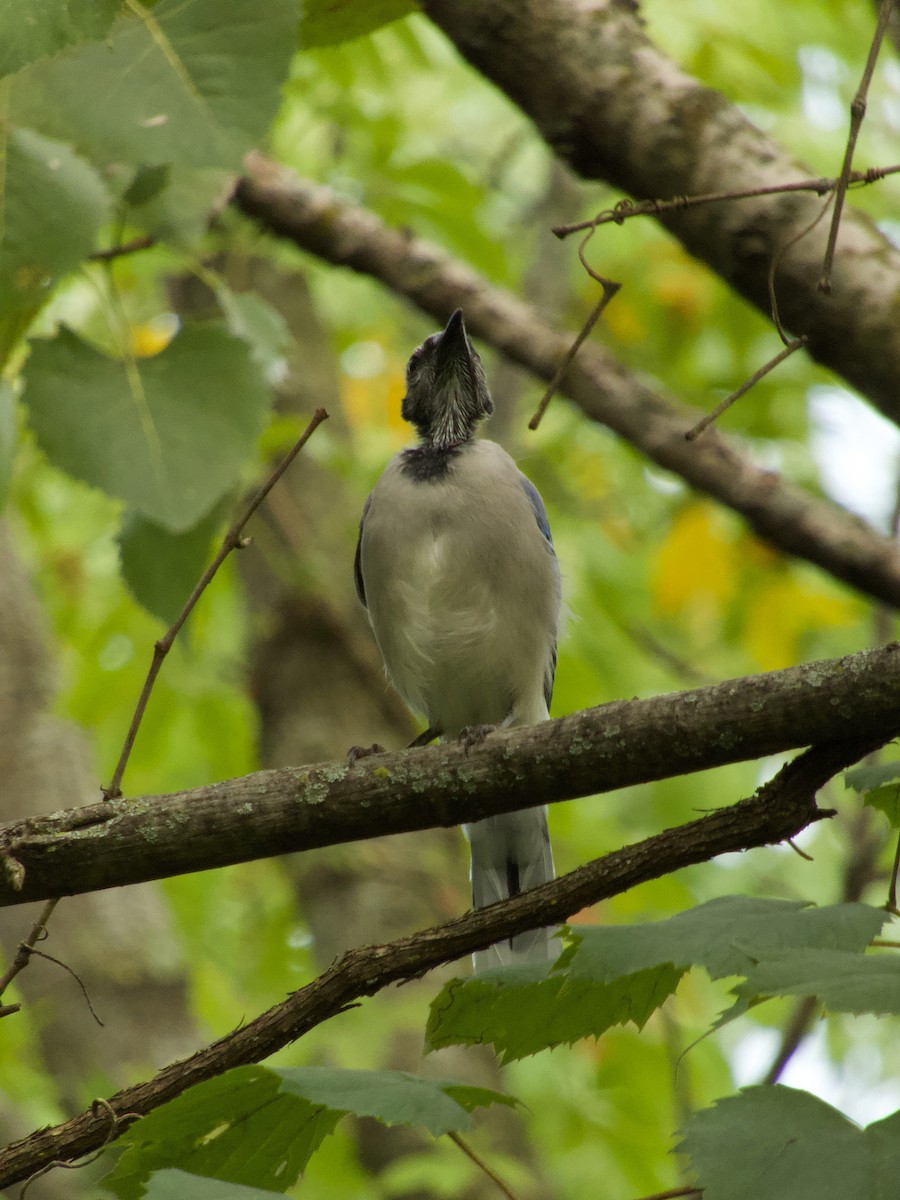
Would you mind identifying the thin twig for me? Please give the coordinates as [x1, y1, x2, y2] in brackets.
[22, 946, 104, 1026]
[684, 337, 807, 441]
[761, 995, 820, 1086]
[447, 1132, 520, 1200]
[103, 408, 328, 799]
[528, 230, 620, 429]
[767, 194, 835, 342]
[0, 898, 58, 1011]
[552, 164, 900, 239]
[88, 235, 157, 262]
[819, 0, 896, 291]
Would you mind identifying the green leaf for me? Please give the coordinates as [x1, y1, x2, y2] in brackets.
[864, 784, 900, 826]
[557, 896, 886, 982]
[273, 1066, 516, 1137]
[10, 0, 299, 169]
[425, 900, 887, 1062]
[0, 126, 110, 365]
[119, 506, 225, 626]
[426, 959, 683, 1063]
[25, 324, 270, 532]
[299, 0, 419, 48]
[142, 1170, 284, 1200]
[103, 1066, 340, 1199]
[719, 947, 900, 1024]
[125, 166, 232, 248]
[680, 1086, 900, 1200]
[844, 760, 900, 794]
[103, 1065, 513, 1197]
[0, 0, 120, 77]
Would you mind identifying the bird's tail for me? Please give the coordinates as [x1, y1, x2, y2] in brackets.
[465, 806, 555, 972]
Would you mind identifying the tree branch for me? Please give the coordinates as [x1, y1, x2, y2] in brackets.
[0, 733, 882, 1190]
[422, 0, 900, 428]
[233, 162, 900, 611]
[1, 646, 899, 908]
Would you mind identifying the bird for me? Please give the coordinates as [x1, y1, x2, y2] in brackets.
[354, 309, 561, 970]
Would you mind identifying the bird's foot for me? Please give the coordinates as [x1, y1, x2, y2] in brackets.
[347, 743, 387, 766]
[458, 724, 496, 756]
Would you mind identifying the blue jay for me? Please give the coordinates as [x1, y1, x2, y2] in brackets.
[355, 310, 561, 970]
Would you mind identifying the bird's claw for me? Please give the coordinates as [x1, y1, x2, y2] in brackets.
[347, 743, 387, 766]
[458, 724, 496, 756]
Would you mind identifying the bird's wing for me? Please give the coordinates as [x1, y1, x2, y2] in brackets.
[518, 474, 558, 708]
[354, 495, 372, 608]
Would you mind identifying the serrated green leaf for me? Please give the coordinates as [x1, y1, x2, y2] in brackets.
[426, 959, 683, 1063]
[0, 0, 120, 78]
[844, 760, 900, 795]
[119, 505, 225, 626]
[25, 324, 270, 532]
[10, 0, 298, 169]
[679, 1086, 900, 1200]
[102, 1066, 340, 1199]
[557, 896, 886, 982]
[273, 1066, 515, 1136]
[0, 126, 110, 365]
[864, 784, 900, 826]
[103, 1064, 513, 1197]
[299, 0, 418, 48]
[718, 947, 900, 1025]
[142, 1169, 284, 1200]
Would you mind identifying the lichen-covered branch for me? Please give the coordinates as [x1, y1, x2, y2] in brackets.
[2, 645, 899, 908]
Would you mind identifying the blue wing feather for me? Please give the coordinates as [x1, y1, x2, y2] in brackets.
[354, 496, 371, 608]
[519, 475, 554, 550]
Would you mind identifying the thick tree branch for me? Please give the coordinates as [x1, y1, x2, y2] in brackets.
[1, 646, 899, 908]
[0, 733, 882, 1189]
[422, 0, 900, 427]
[233, 163, 900, 611]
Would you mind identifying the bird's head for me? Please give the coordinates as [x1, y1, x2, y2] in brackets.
[401, 309, 493, 447]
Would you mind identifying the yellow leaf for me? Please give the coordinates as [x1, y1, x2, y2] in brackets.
[129, 319, 176, 358]
[744, 574, 858, 670]
[652, 503, 738, 619]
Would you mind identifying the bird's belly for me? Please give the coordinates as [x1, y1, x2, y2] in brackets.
[368, 535, 540, 735]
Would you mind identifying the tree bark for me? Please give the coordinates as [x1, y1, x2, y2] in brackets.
[2, 644, 899, 907]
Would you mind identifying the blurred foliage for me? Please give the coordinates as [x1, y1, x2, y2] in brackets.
[1, 1, 900, 1198]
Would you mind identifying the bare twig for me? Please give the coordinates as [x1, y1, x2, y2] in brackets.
[767, 195, 835, 342]
[0, 898, 57, 1013]
[447, 1132, 519, 1200]
[684, 338, 807, 441]
[528, 232, 621, 429]
[551, 166, 900, 239]
[761, 995, 820, 1086]
[819, 0, 896, 291]
[103, 407, 328, 799]
[22, 946, 104, 1026]
[88, 235, 156, 262]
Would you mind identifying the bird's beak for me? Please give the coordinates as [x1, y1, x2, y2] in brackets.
[435, 308, 472, 369]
